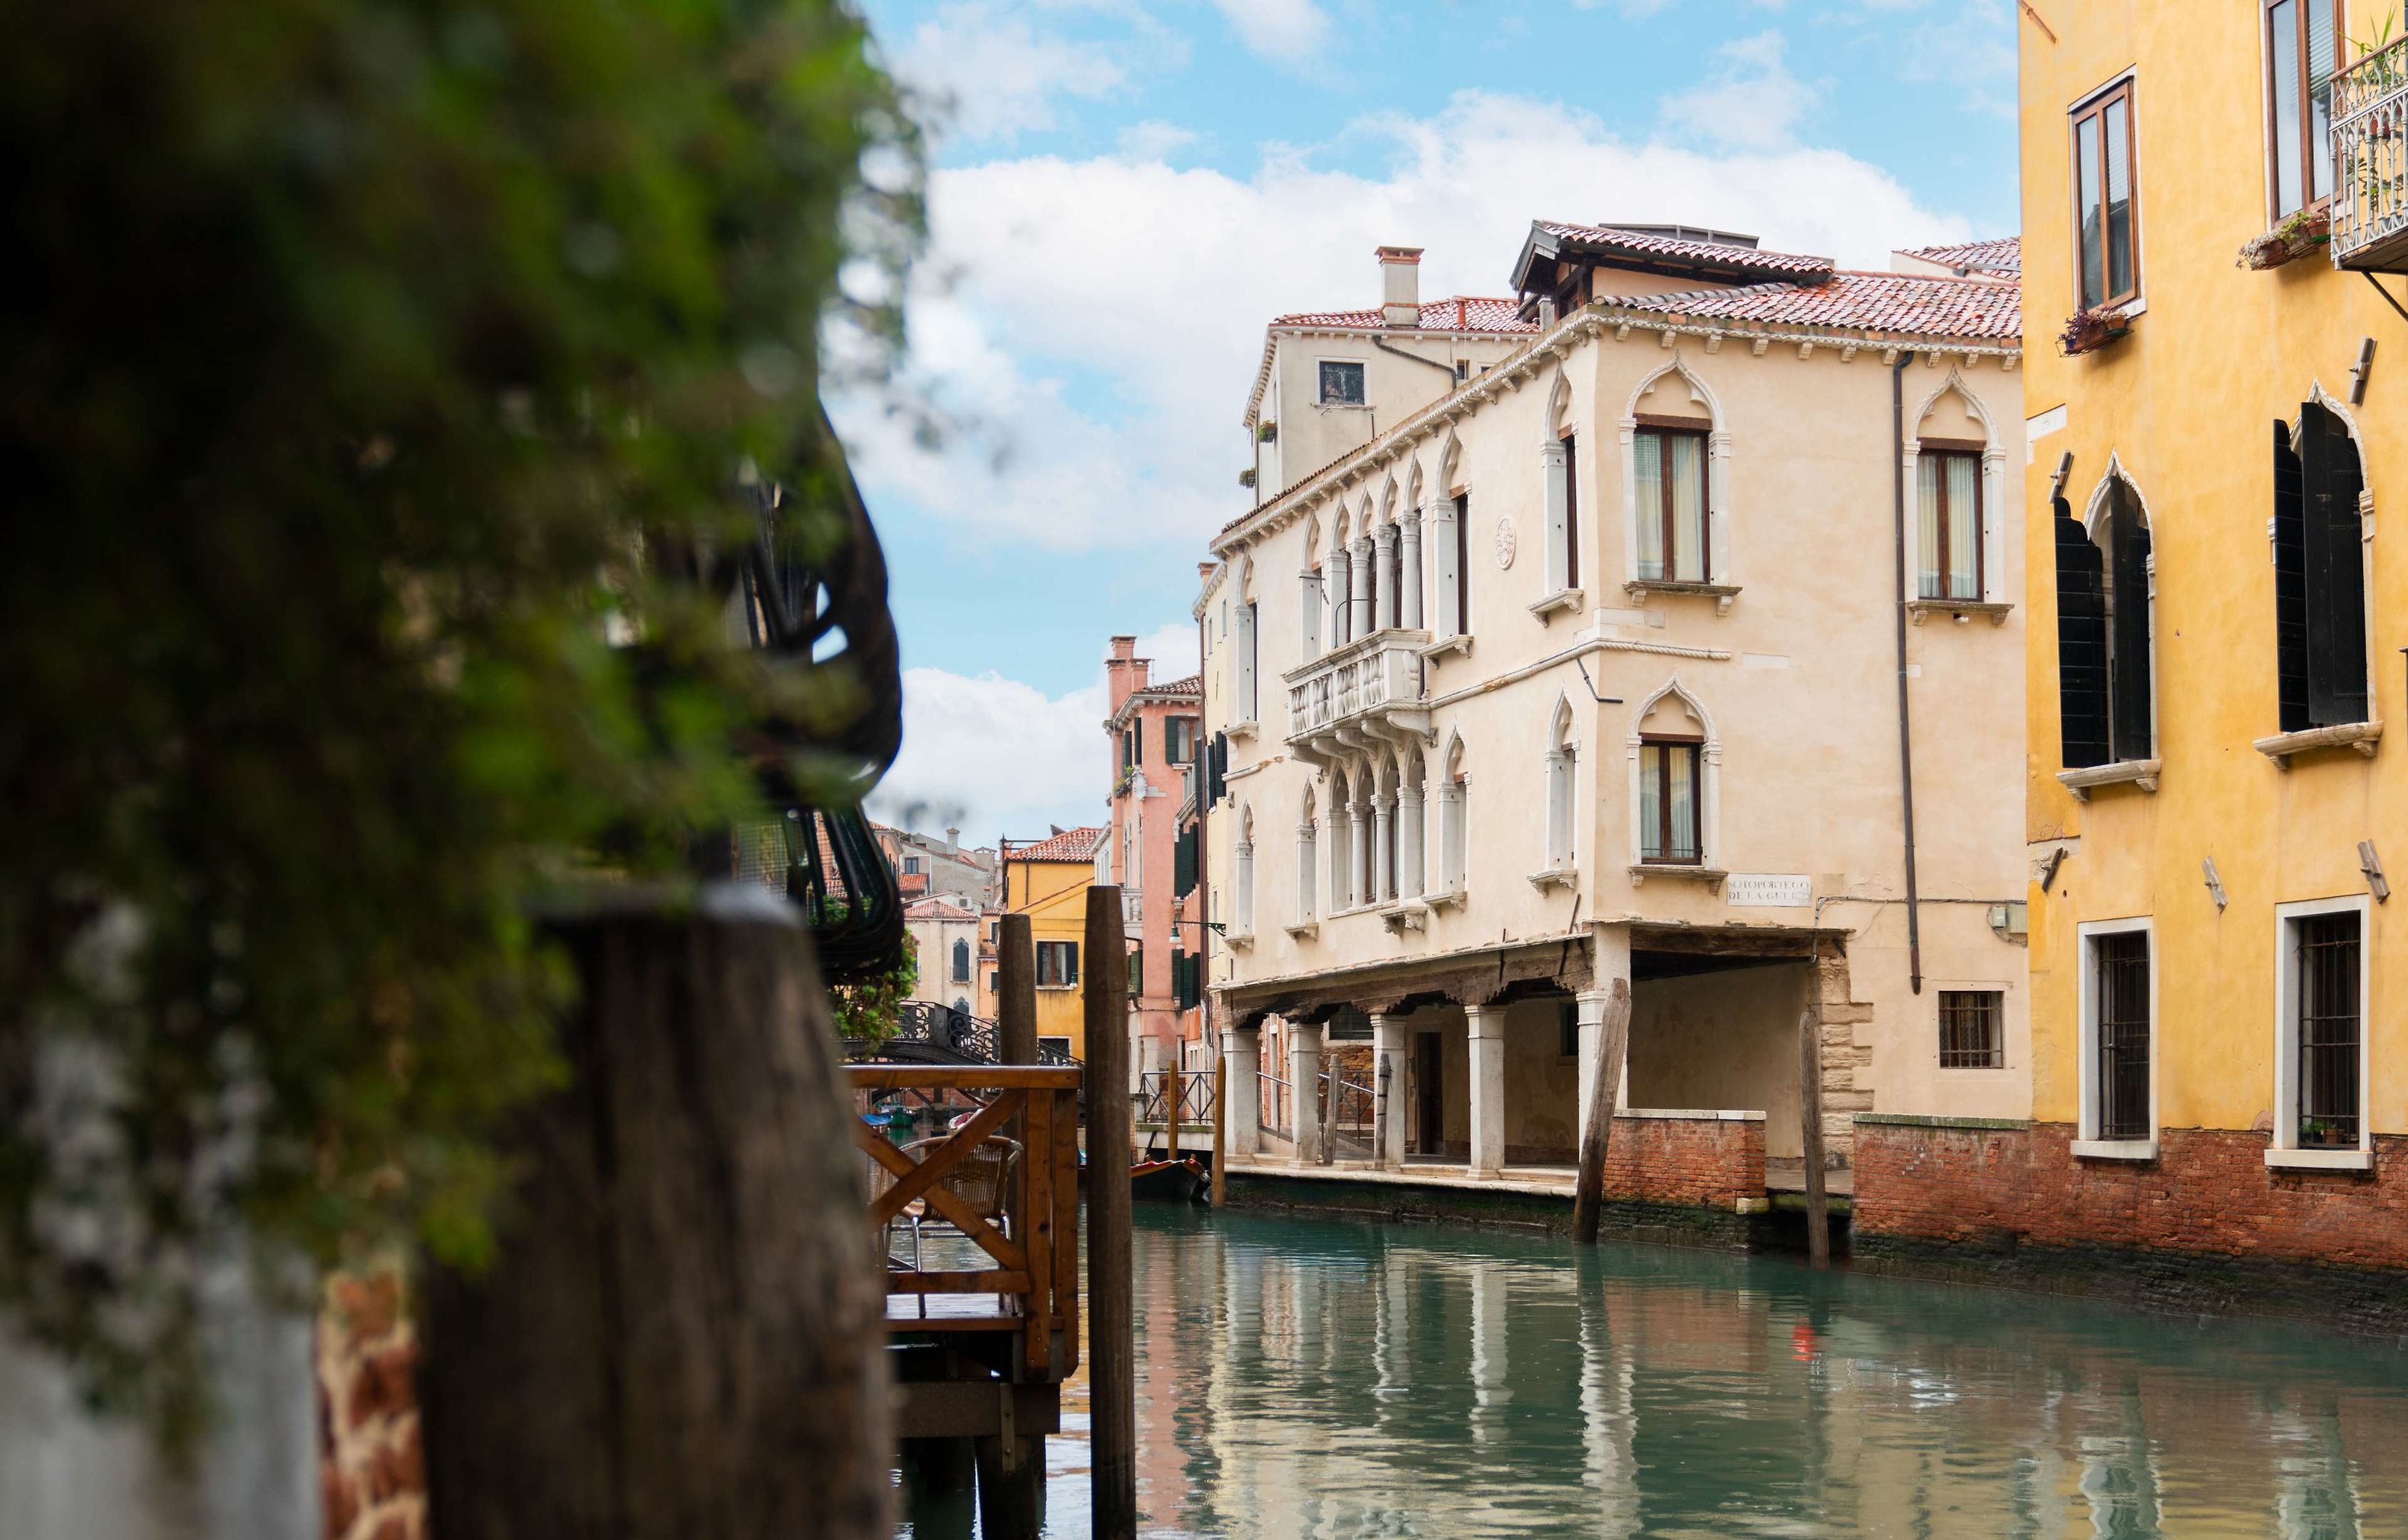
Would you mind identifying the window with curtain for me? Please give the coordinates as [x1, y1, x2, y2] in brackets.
[2266, 0, 2339, 220]
[2072, 81, 2140, 311]
[1637, 737, 1702, 863]
[1634, 426, 1708, 582]
[1036, 940, 1079, 987]
[1916, 448, 1984, 600]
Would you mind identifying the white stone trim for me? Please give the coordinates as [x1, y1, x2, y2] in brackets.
[2270, 892, 2373, 1161]
[2074, 913, 2157, 1149]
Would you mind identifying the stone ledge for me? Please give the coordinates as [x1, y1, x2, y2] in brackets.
[1855, 1113, 2034, 1131]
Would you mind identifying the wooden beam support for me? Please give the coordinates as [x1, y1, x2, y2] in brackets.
[1570, 979, 1633, 1245]
[1798, 1005, 1831, 1268]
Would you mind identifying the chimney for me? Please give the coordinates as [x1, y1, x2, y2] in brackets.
[946, 826, 960, 851]
[1377, 245, 1423, 328]
[1106, 633, 1148, 718]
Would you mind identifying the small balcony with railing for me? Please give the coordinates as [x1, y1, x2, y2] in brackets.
[1282, 630, 1431, 764]
[2332, 34, 2408, 271]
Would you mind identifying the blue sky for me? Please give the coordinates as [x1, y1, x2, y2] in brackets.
[837, 0, 2020, 847]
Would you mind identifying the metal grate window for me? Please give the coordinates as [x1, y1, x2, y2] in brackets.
[1938, 990, 2004, 1068]
[2093, 932, 2152, 1141]
[2294, 913, 2361, 1147]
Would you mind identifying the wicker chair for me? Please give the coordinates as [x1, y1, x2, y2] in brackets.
[873, 1134, 1021, 1318]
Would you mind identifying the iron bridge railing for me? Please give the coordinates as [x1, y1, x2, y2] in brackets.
[845, 1000, 1080, 1067]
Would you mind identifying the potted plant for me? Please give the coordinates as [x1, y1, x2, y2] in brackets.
[2238, 205, 2332, 270]
[2059, 306, 2132, 356]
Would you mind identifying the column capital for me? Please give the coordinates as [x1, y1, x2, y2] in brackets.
[1464, 1001, 1506, 1037]
[1399, 504, 1423, 529]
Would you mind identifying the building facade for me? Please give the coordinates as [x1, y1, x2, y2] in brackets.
[1200, 222, 2031, 1216]
[875, 823, 997, 908]
[1001, 826, 1106, 1062]
[1856, 2, 2408, 1279]
[902, 895, 993, 1021]
[1103, 637, 1205, 1078]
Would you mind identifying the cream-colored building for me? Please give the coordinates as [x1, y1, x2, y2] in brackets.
[1200, 222, 2032, 1203]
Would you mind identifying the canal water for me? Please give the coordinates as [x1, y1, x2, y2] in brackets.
[909, 1205, 2408, 1539]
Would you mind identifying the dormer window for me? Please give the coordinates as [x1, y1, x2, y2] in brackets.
[1318, 360, 1367, 406]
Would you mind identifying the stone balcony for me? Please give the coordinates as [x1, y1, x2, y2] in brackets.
[1283, 630, 1431, 764]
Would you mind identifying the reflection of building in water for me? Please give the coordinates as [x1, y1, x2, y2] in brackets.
[1114, 1216, 2408, 1538]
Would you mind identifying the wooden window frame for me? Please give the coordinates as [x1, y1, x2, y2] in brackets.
[1637, 734, 1703, 866]
[1036, 940, 1079, 988]
[2070, 78, 2143, 312]
[1918, 447, 1986, 602]
[2264, 0, 2342, 222]
[1634, 423, 1712, 584]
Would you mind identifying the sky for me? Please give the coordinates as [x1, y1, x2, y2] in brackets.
[838, 0, 2022, 850]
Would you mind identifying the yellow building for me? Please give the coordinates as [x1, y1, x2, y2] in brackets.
[2005, 1, 2403, 1263]
[1002, 826, 1106, 1060]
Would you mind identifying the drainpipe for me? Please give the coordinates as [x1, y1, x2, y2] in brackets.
[1890, 350, 1924, 995]
[1195, 610, 1212, 1067]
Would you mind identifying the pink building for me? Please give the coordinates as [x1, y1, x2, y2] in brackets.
[1102, 636, 1205, 1079]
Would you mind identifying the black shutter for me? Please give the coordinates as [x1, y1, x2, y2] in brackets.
[1207, 732, 1228, 805]
[2302, 401, 2369, 727]
[2274, 420, 2311, 732]
[1173, 826, 1197, 897]
[2108, 485, 2153, 761]
[2054, 495, 2111, 769]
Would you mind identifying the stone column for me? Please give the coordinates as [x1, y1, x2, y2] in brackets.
[1399, 784, 1426, 899]
[1371, 793, 1394, 905]
[1372, 522, 1397, 632]
[1225, 1022, 1260, 1160]
[1372, 1012, 1409, 1168]
[1349, 538, 1374, 640]
[1328, 550, 1350, 647]
[1287, 1020, 1324, 1165]
[1466, 1002, 1506, 1177]
[1399, 507, 1424, 631]
[1349, 791, 1372, 911]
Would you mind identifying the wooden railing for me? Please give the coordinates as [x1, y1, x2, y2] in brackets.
[850, 1064, 1081, 1382]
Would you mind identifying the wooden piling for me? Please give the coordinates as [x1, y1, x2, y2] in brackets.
[973, 1427, 1044, 1540]
[1316, 1042, 1337, 1166]
[1798, 1005, 1831, 1268]
[1167, 1059, 1181, 1161]
[1082, 886, 1136, 1539]
[997, 913, 1036, 1064]
[1210, 1036, 1227, 1206]
[1570, 979, 1633, 1246]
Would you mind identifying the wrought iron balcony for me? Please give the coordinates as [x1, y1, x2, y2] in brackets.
[1282, 630, 1431, 762]
[2332, 35, 2408, 272]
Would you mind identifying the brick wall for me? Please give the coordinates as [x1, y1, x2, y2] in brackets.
[1856, 1119, 2408, 1270]
[317, 1266, 426, 1540]
[1600, 1113, 1766, 1211]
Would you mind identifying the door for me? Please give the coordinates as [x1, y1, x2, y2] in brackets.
[1414, 1032, 1444, 1156]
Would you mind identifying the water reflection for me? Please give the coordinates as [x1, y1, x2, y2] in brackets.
[1026, 1207, 2408, 1539]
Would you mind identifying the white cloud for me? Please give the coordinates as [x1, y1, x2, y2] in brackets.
[870, 667, 1110, 846]
[1660, 30, 1816, 150]
[890, 1, 1140, 143]
[1208, 0, 1332, 63]
[1129, 621, 1201, 679]
[835, 91, 1975, 558]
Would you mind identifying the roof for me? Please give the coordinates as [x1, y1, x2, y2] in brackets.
[1006, 826, 1105, 863]
[1268, 296, 1536, 334]
[1148, 672, 1203, 697]
[1606, 270, 2021, 340]
[905, 897, 980, 921]
[1899, 237, 2021, 275]
[898, 871, 928, 898]
[1521, 222, 1836, 287]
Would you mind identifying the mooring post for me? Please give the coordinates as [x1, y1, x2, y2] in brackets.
[1083, 886, 1136, 1538]
[1168, 1058, 1181, 1162]
[1798, 1005, 1831, 1268]
[980, 913, 1046, 1539]
[1570, 979, 1633, 1245]
[1210, 1011, 1228, 1206]
[997, 913, 1037, 1064]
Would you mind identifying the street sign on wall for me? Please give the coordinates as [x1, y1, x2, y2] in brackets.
[1724, 873, 1812, 908]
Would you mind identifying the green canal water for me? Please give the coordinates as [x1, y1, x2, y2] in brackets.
[910, 1205, 2408, 1539]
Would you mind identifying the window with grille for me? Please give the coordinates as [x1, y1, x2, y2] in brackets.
[2091, 931, 2151, 1141]
[1036, 940, 1079, 987]
[1638, 737, 1703, 863]
[2290, 911, 2361, 1148]
[1633, 425, 1709, 582]
[1916, 449, 1984, 601]
[2072, 79, 2140, 312]
[1318, 359, 1366, 406]
[1938, 990, 2004, 1068]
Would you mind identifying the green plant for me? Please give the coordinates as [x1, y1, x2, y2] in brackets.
[833, 928, 917, 1040]
[1, 0, 921, 1438]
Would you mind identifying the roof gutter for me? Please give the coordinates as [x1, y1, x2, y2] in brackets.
[1372, 334, 1459, 379]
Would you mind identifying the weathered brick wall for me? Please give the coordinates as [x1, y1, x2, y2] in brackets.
[1856, 1119, 2408, 1270]
[317, 1267, 425, 1540]
[1600, 1114, 1766, 1211]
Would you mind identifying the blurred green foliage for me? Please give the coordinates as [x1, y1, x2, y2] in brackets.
[0, 0, 920, 1433]
[833, 928, 917, 1041]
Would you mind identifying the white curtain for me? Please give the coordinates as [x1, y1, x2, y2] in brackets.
[1667, 434, 1705, 582]
[1947, 454, 1980, 599]
[1916, 454, 1943, 597]
[1635, 433, 1664, 580]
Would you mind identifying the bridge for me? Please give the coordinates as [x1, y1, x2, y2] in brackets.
[846, 1000, 1080, 1067]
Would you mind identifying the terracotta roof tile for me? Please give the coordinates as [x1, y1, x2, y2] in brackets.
[1608, 270, 2021, 340]
[905, 897, 980, 920]
[1270, 297, 1535, 334]
[1143, 673, 1203, 697]
[1900, 237, 2021, 275]
[1007, 826, 1106, 863]
[1536, 222, 1835, 279]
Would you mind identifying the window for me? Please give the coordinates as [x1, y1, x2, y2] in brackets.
[1938, 991, 2005, 1069]
[903, 855, 922, 876]
[951, 938, 971, 982]
[1563, 433, 1579, 587]
[1318, 359, 1367, 406]
[1916, 449, 1984, 601]
[1544, 704, 1576, 871]
[1236, 602, 1259, 722]
[2053, 481, 2152, 768]
[2280, 903, 2365, 1151]
[987, 970, 999, 994]
[2089, 929, 2153, 1143]
[1166, 716, 1199, 764]
[1127, 944, 1143, 1000]
[1634, 426, 1709, 582]
[1453, 492, 1471, 632]
[1039, 1035, 1071, 1061]
[1544, 430, 1580, 596]
[2266, 0, 2340, 220]
[2273, 404, 2369, 731]
[1125, 816, 1141, 891]
[2072, 80, 2140, 312]
[1036, 940, 1079, 987]
[1637, 738, 1702, 863]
